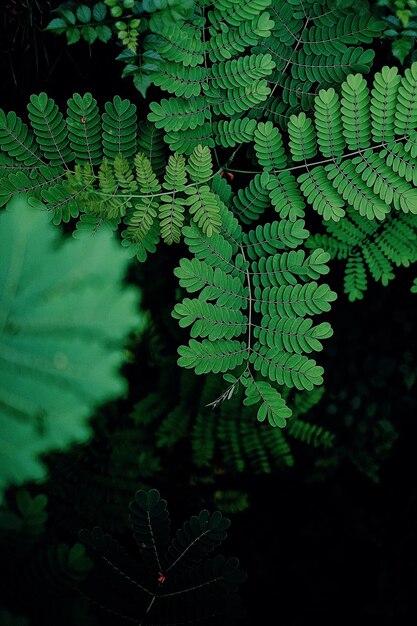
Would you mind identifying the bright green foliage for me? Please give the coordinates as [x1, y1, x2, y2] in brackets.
[0, 196, 143, 500]
[173, 202, 335, 425]
[266, 66, 417, 223]
[395, 63, 417, 134]
[2, 61, 417, 420]
[47, 0, 385, 130]
[233, 173, 271, 224]
[254, 121, 286, 171]
[287, 113, 317, 162]
[370, 66, 400, 143]
[3, 61, 417, 250]
[121, 152, 161, 251]
[314, 88, 346, 158]
[0, 94, 223, 254]
[102, 95, 137, 160]
[159, 153, 187, 244]
[140, 0, 384, 147]
[341, 74, 371, 150]
[80, 488, 246, 623]
[67, 93, 102, 165]
[214, 118, 257, 149]
[27, 93, 73, 167]
[243, 376, 292, 427]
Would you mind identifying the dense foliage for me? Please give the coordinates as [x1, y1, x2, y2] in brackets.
[0, 0, 417, 624]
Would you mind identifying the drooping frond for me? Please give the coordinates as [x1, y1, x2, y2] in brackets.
[173, 202, 335, 425]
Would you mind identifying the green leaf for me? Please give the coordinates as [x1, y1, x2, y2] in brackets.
[59, 9, 77, 25]
[177, 339, 248, 374]
[133, 72, 153, 98]
[96, 24, 113, 42]
[76, 5, 92, 24]
[81, 25, 98, 44]
[0, 195, 144, 500]
[243, 377, 292, 428]
[45, 17, 68, 32]
[392, 37, 414, 64]
[67, 27, 81, 44]
[93, 2, 107, 21]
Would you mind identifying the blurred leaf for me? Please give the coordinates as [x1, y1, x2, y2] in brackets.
[93, 3, 107, 22]
[0, 195, 144, 500]
[392, 36, 414, 62]
[96, 24, 112, 42]
[66, 27, 81, 44]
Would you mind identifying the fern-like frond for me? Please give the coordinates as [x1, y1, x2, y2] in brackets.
[249, 346, 325, 391]
[27, 93, 73, 168]
[254, 0, 384, 119]
[0, 110, 41, 166]
[213, 118, 257, 148]
[102, 96, 137, 160]
[173, 299, 248, 340]
[67, 93, 102, 166]
[159, 152, 187, 244]
[178, 339, 249, 374]
[242, 374, 292, 427]
[307, 208, 417, 300]
[148, 97, 212, 132]
[153, 62, 207, 98]
[247, 64, 417, 228]
[174, 257, 248, 309]
[208, 53, 276, 91]
[174, 203, 334, 424]
[152, 21, 205, 67]
[165, 124, 216, 154]
[232, 173, 271, 224]
[254, 120, 286, 171]
[185, 185, 222, 236]
[208, 12, 274, 62]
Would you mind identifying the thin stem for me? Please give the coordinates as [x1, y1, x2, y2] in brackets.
[239, 244, 253, 355]
[145, 595, 156, 615]
[227, 138, 406, 176]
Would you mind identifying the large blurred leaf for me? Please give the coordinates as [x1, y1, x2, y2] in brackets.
[0, 195, 143, 499]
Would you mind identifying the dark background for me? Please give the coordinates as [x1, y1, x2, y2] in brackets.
[1, 2, 417, 624]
